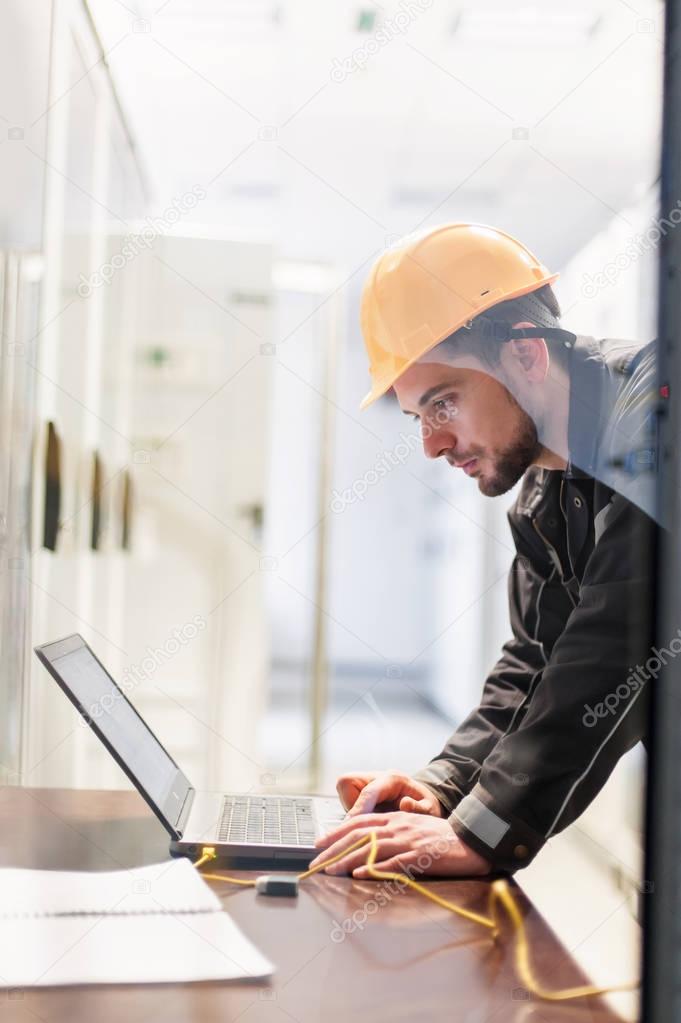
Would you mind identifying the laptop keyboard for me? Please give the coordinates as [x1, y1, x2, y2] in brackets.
[217, 796, 316, 846]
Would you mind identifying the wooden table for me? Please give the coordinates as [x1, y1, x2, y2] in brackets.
[0, 786, 624, 1022]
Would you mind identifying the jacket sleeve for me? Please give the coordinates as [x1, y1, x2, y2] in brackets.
[412, 509, 575, 817]
[447, 492, 654, 873]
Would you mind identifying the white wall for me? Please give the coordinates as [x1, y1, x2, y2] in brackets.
[558, 185, 659, 341]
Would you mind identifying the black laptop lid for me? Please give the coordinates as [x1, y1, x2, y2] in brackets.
[34, 634, 192, 838]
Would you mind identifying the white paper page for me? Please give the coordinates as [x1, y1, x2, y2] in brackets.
[0, 912, 274, 987]
[0, 859, 221, 917]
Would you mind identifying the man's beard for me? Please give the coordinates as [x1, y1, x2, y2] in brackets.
[477, 397, 542, 497]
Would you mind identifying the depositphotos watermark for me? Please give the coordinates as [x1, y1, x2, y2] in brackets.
[77, 185, 207, 298]
[582, 628, 681, 727]
[329, 835, 451, 942]
[330, 0, 433, 83]
[330, 431, 420, 512]
[80, 616, 206, 723]
[580, 201, 681, 299]
[330, 404, 457, 513]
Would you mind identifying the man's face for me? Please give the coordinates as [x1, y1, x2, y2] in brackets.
[393, 357, 542, 497]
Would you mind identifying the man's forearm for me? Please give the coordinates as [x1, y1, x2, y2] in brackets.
[412, 638, 548, 816]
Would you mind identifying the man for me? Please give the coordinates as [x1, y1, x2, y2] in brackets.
[310, 222, 657, 879]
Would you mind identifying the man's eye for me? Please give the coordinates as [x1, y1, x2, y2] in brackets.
[433, 395, 458, 414]
[408, 413, 420, 422]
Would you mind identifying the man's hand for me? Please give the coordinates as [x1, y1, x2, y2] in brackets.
[308, 811, 491, 878]
[336, 771, 444, 817]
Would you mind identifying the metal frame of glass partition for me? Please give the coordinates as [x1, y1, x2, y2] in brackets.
[641, 0, 681, 1018]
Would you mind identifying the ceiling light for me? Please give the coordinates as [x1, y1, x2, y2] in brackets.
[452, 8, 601, 45]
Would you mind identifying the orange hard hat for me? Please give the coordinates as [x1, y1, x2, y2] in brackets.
[359, 222, 559, 409]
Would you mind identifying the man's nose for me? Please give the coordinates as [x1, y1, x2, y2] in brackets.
[422, 423, 454, 460]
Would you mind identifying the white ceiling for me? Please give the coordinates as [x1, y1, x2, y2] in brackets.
[90, 0, 664, 271]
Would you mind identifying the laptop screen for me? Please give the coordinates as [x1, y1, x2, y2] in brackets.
[35, 635, 191, 835]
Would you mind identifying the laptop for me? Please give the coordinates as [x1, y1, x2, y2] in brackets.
[34, 634, 346, 864]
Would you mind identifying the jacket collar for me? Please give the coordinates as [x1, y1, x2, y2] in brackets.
[564, 334, 610, 481]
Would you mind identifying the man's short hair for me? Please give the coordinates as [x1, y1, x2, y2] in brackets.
[437, 284, 569, 370]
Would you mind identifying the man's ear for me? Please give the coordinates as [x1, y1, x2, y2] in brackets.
[506, 321, 549, 383]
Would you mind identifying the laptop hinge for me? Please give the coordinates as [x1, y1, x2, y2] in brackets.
[174, 787, 194, 838]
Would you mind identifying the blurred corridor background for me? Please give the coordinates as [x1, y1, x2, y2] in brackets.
[0, 2, 665, 1015]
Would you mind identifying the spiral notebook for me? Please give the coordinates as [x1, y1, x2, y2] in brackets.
[0, 859, 273, 988]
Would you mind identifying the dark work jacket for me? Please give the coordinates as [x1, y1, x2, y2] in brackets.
[413, 334, 659, 873]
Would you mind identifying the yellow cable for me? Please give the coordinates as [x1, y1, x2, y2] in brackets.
[487, 878, 639, 1001]
[352, 832, 496, 932]
[194, 830, 639, 1002]
[193, 849, 215, 870]
[297, 833, 389, 880]
[200, 873, 256, 886]
[192, 846, 256, 886]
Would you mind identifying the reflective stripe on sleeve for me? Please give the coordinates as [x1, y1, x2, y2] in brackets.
[452, 793, 510, 849]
